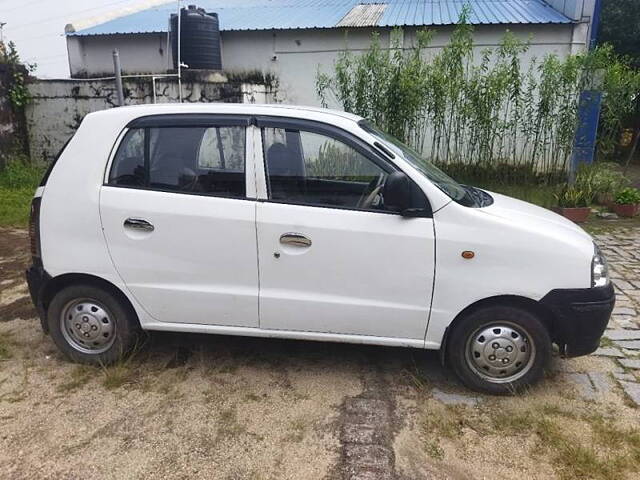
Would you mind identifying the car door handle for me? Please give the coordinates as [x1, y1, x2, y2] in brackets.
[279, 233, 312, 247]
[124, 218, 154, 232]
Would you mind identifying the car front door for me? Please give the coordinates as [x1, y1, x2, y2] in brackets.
[255, 118, 435, 340]
[100, 115, 259, 327]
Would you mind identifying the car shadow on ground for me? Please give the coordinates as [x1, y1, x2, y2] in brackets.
[137, 329, 455, 389]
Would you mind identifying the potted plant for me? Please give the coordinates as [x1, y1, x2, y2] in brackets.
[612, 187, 640, 217]
[589, 163, 630, 207]
[553, 184, 592, 223]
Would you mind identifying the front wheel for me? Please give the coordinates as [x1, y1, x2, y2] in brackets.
[446, 305, 551, 394]
[47, 284, 140, 365]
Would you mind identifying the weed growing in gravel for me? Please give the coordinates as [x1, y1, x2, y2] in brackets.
[424, 440, 445, 460]
[100, 352, 141, 390]
[285, 417, 308, 443]
[420, 395, 640, 480]
[216, 406, 247, 441]
[0, 331, 15, 359]
[56, 365, 94, 393]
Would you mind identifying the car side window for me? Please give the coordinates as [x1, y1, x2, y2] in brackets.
[197, 126, 245, 171]
[108, 128, 145, 187]
[108, 126, 246, 198]
[262, 127, 391, 212]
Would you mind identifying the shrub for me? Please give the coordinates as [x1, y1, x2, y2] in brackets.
[587, 162, 630, 196]
[317, 10, 640, 183]
[555, 184, 592, 208]
[615, 187, 640, 205]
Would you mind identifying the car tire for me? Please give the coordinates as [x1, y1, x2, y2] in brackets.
[47, 284, 140, 365]
[447, 305, 551, 395]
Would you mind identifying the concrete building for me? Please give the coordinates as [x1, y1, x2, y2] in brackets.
[65, 0, 599, 107]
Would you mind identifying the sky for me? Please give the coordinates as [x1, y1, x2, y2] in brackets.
[0, 0, 172, 78]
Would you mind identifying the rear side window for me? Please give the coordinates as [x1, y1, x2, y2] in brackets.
[108, 126, 246, 198]
[109, 129, 145, 186]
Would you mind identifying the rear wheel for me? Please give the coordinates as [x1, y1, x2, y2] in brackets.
[447, 305, 551, 394]
[47, 284, 140, 365]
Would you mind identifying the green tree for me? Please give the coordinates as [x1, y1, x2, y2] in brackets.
[598, 0, 640, 68]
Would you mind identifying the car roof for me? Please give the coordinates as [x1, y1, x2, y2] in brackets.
[89, 103, 364, 127]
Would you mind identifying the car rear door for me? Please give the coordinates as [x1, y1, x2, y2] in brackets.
[255, 117, 435, 340]
[100, 114, 260, 328]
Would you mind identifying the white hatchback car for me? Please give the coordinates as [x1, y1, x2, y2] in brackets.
[27, 104, 614, 394]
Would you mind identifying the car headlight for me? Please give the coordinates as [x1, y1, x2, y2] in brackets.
[592, 243, 609, 288]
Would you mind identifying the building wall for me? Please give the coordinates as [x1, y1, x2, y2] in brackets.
[68, 21, 588, 108]
[68, 33, 170, 78]
[25, 76, 275, 162]
[222, 23, 582, 107]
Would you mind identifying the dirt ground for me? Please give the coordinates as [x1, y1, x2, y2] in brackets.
[1, 228, 639, 480]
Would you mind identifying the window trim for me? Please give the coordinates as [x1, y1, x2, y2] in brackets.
[104, 115, 253, 200]
[256, 116, 432, 217]
[127, 114, 251, 129]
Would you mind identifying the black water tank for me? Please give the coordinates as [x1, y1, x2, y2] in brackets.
[171, 5, 222, 70]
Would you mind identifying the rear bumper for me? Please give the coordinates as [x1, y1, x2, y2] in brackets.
[25, 265, 50, 333]
[540, 283, 615, 357]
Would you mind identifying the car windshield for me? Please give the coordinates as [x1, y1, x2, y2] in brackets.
[358, 120, 475, 207]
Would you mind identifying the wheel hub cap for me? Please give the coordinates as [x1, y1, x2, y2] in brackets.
[466, 323, 535, 383]
[61, 299, 116, 354]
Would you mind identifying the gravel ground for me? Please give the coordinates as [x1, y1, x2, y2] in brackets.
[1, 227, 639, 480]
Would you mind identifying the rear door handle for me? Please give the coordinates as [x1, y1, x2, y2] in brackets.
[124, 218, 154, 232]
[279, 233, 312, 247]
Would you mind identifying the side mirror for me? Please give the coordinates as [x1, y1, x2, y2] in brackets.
[383, 171, 411, 213]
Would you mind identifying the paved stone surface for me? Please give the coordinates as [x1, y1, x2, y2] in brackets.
[432, 388, 479, 406]
[614, 340, 640, 350]
[604, 329, 640, 340]
[614, 372, 637, 382]
[565, 373, 597, 400]
[620, 358, 640, 370]
[588, 372, 615, 396]
[334, 370, 398, 480]
[593, 228, 640, 405]
[619, 381, 640, 405]
[593, 347, 625, 357]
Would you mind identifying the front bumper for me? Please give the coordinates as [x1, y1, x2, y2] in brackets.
[540, 283, 615, 357]
[25, 265, 51, 333]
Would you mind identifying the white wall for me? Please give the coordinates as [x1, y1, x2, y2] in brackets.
[222, 23, 583, 107]
[68, 33, 170, 77]
[25, 77, 274, 162]
[68, 22, 588, 107]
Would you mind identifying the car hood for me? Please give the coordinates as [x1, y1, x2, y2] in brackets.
[479, 190, 593, 243]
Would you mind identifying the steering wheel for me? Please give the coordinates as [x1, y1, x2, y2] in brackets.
[357, 173, 386, 210]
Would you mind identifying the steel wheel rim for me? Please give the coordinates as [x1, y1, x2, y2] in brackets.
[60, 298, 116, 354]
[464, 321, 536, 384]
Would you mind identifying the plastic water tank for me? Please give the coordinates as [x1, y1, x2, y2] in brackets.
[171, 5, 222, 70]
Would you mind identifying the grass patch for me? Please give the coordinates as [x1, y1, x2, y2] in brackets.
[57, 365, 94, 393]
[100, 354, 140, 390]
[0, 157, 44, 227]
[285, 417, 308, 443]
[0, 331, 15, 360]
[472, 181, 559, 209]
[216, 406, 246, 441]
[418, 393, 640, 480]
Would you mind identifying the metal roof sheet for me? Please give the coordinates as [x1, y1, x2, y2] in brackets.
[337, 3, 388, 27]
[69, 0, 571, 36]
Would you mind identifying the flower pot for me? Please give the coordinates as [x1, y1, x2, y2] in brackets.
[612, 203, 640, 218]
[596, 192, 614, 208]
[553, 206, 591, 223]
